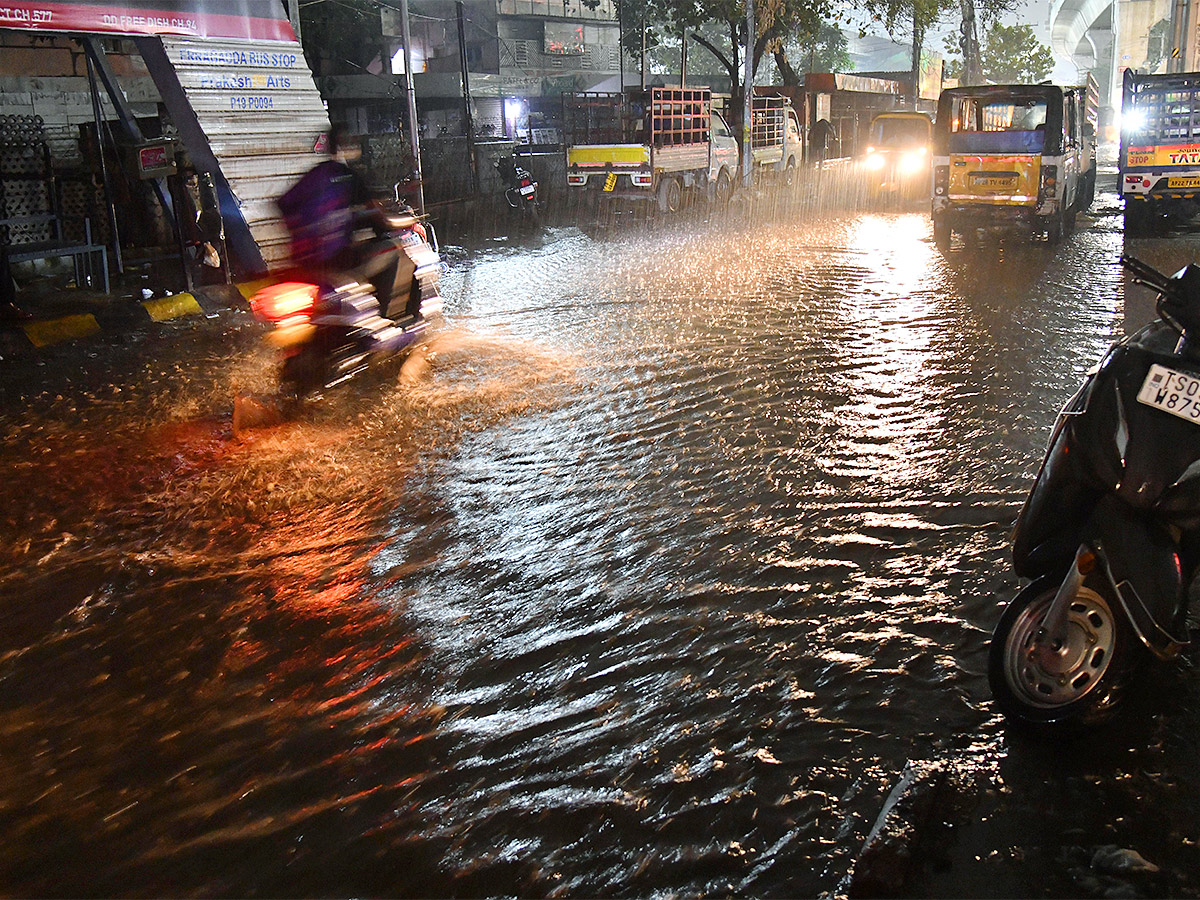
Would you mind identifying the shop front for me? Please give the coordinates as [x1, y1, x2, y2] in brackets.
[0, 0, 329, 303]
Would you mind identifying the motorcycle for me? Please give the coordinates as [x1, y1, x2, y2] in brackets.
[250, 202, 443, 396]
[496, 153, 541, 227]
[989, 255, 1200, 732]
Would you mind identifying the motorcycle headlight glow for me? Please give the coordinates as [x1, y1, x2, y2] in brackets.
[865, 152, 887, 171]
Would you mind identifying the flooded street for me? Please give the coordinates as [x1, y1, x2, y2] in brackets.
[3, 173, 1200, 898]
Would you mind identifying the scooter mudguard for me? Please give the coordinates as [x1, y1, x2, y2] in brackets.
[1085, 495, 1188, 658]
[1015, 324, 1200, 579]
[1012, 366, 1112, 579]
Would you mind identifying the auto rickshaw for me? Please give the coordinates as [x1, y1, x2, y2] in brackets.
[863, 112, 933, 203]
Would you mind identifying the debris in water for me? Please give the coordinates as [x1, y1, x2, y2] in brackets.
[1091, 846, 1160, 875]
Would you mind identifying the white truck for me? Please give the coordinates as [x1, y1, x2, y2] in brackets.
[749, 94, 802, 184]
[563, 87, 740, 213]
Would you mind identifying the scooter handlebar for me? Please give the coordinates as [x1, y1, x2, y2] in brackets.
[1120, 253, 1175, 295]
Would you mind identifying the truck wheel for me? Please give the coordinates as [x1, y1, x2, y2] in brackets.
[657, 176, 682, 214]
[783, 157, 796, 187]
[713, 169, 733, 205]
[933, 217, 951, 250]
[1045, 210, 1065, 243]
[1124, 201, 1152, 235]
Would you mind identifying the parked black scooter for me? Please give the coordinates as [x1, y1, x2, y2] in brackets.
[989, 255, 1200, 732]
[496, 153, 541, 228]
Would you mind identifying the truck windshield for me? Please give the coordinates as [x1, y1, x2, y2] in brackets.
[946, 95, 1048, 153]
[872, 118, 928, 148]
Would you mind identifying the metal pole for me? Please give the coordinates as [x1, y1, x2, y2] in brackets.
[456, 0, 479, 193]
[641, 15, 646, 89]
[681, 28, 687, 87]
[286, 0, 302, 42]
[400, 0, 427, 215]
[742, 0, 754, 188]
[619, 0, 624, 91]
[85, 49, 123, 275]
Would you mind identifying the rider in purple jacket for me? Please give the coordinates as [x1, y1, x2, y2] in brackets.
[277, 125, 409, 316]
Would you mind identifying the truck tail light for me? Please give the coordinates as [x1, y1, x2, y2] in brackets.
[934, 165, 949, 195]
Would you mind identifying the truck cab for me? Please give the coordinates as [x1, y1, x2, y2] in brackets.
[749, 94, 802, 184]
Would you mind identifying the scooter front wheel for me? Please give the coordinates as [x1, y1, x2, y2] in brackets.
[988, 577, 1141, 732]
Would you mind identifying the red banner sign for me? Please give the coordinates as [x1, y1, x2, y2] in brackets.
[0, 1, 296, 41]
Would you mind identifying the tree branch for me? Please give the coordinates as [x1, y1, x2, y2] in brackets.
[688, 30, 736, 82]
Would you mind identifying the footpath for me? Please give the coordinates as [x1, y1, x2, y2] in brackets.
[0, 279, 268, 357]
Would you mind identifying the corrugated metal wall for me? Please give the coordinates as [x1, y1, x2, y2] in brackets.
[161, 36, 329, 269]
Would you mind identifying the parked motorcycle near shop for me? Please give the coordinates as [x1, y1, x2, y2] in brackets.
[495, 153, 541, 228]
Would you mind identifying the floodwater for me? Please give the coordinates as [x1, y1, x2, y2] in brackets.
[2, 175, 1199, 898]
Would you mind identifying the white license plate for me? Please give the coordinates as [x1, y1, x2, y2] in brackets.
[1137, 363, 1200, 423]
[520, 185, 536, 195]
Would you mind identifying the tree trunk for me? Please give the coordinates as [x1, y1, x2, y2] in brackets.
[775, 47, 800, 86]
[910, 12, 923, 108]
[959, 0, 981, 85]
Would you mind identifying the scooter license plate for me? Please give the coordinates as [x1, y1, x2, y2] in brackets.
[520, 185, 535, 196]
[1137, 363, 1200, 423]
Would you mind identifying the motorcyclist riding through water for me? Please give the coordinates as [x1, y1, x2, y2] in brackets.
[276, 124, 415, 319]
[246, 124, 442, 401]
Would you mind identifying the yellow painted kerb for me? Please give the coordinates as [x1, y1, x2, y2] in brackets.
[236, 277, 277, 301]
[23, 314, 101, 348]
[144, 292, 204, 322]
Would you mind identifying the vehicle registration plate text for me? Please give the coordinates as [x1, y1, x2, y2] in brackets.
[971, 173, 1016, 189]
[1137, 363, 1200, 423]
[603, 172, 617, 192]
[1168, 176, 1200, 188]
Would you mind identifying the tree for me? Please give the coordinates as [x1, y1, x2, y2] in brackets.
[862, 0, 955, 103]
[805, 20, 853, 72]
[763, 18, 851, 84]
[942, 21, 1053, 83]
[618, 0, 832, 129]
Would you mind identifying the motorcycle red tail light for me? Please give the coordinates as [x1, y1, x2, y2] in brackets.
[252, 282, 319, 322]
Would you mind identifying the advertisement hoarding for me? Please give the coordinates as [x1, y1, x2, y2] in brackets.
[0, 1, 295, 41]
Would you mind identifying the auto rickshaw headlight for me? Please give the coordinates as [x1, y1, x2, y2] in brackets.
[866, 152, 887, 171]
[899, 152, 926, 174]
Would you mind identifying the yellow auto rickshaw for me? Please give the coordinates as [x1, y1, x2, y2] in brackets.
[863, 112, 933, 203]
